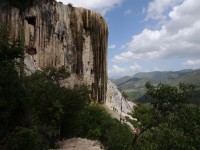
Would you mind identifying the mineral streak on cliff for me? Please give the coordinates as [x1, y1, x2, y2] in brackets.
[0, 0, 108, 103]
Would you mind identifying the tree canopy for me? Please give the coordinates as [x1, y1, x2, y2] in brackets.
[131, 82, 200, 149]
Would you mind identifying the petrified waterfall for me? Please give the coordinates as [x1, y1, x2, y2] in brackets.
[0, 0, 108, 103]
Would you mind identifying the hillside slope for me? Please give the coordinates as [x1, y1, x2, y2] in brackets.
[112, 69, 200, 103]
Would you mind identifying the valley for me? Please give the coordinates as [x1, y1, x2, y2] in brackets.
[112, 69, 200, 103]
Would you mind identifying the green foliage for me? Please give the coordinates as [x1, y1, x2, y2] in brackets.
[76, 105, 108, 139]
[5, 127, 48, 150]
[131, 104, 154, 129]
[77, 105, 133, 150]
[122, 91, 128, 99]
[60, 85, 90, 138]
[102, 119, 133, 150]
[0, 26, 23, 61]
[23, 67, 90, 147]
[125, 89, 146, 103]
[132, 82, 200, 149]
[0, 26, 25, 141]
[0, 26, 90, 148]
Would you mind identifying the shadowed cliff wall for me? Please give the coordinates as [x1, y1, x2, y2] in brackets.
[0, 0, 108, 103]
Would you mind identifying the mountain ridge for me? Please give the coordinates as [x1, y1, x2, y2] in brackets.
[111, 69, 200, 103]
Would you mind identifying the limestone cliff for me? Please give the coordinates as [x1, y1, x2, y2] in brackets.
[0, 0, 108, 102]
[106, 80, 136, 131]
[106, 80, 136, 117]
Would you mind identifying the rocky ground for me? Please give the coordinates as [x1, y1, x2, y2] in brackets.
[58, 138, 104, 150]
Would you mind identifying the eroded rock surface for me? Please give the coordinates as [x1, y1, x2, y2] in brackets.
[106, 80, 136, 116]
[106, 80, 137, 131]
[0, 0, 108, 102]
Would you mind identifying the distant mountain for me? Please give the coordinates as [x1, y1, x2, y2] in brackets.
[177, 69, 200, 85]
[133, 69, 193, 79]
[113, 69, 200, 104]
[134, 71, 170, 79]
[109, 76, 125, 80]
[176, 69, 194, 73]
[111, 76, 132, 85]
[112, 69, 196, 89]
[117, 78, 144, 90]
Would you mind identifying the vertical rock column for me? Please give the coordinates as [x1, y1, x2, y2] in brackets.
[81, 9, 108, 103]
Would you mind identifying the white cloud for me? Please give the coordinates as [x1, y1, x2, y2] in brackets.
[113, 0, 200, 63]
[57, 0, 123, 15]
[108, 64, 142, 76]
[146, 0, 183, 21]
[183, 59, 200, 66]
[108, 44, 116, 49]
[124, 9, 132, 15]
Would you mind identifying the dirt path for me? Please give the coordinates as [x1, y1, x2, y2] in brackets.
[58, 138, 104, 150]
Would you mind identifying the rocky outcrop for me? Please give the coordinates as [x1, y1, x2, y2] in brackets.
[106, 80, 137, 131]
[0, 0, 108, 102]
[106, 80, 136, 120]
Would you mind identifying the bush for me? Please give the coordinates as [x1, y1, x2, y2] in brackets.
[132, 82, 200, 149]
[59, 85, 90, 138]
[5, 127, 49, 150]
[76, 105, 134, 150]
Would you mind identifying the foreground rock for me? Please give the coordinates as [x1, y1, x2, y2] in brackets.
[58, 138, 104, 150]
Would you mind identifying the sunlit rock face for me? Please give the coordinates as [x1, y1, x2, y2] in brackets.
[106, 80, 136, 118]
[0, 0, 108, 103]
[106, 80, 137, 131]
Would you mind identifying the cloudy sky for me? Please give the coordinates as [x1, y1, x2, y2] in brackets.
[58, 0, 200, 78]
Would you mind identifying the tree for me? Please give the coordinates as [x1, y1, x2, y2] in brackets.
[0, 26, 25, 141]
[5, 127, 49, 150]
[60, 84, 90, 138]
[122, 91, 128, 99]
[76, 105, 133, 150]
[22, 67, 70, 146]
[132, 82, 200, 149]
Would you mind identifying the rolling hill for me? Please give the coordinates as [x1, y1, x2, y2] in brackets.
[111, 69, 200, 104]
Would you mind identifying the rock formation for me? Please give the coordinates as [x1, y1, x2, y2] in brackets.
[106, 80, 137, 131]
[0, 0, 108, 103]
[106, 80, 136, 119]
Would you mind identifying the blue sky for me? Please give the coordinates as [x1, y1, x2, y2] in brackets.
[58, 0, 200, 77]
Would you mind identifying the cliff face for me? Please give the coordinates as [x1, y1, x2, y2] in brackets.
[0, 0, 108, 103]
[106, 80, 135, 116]
[106, 80, 136, 131]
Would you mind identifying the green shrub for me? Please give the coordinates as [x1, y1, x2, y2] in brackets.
[132, 82, 200, 149]
[60, 85, 90, 138]
[76, 105, 134, 150]
[101, 118, 133, 150]
[5, 127, 49, 150]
